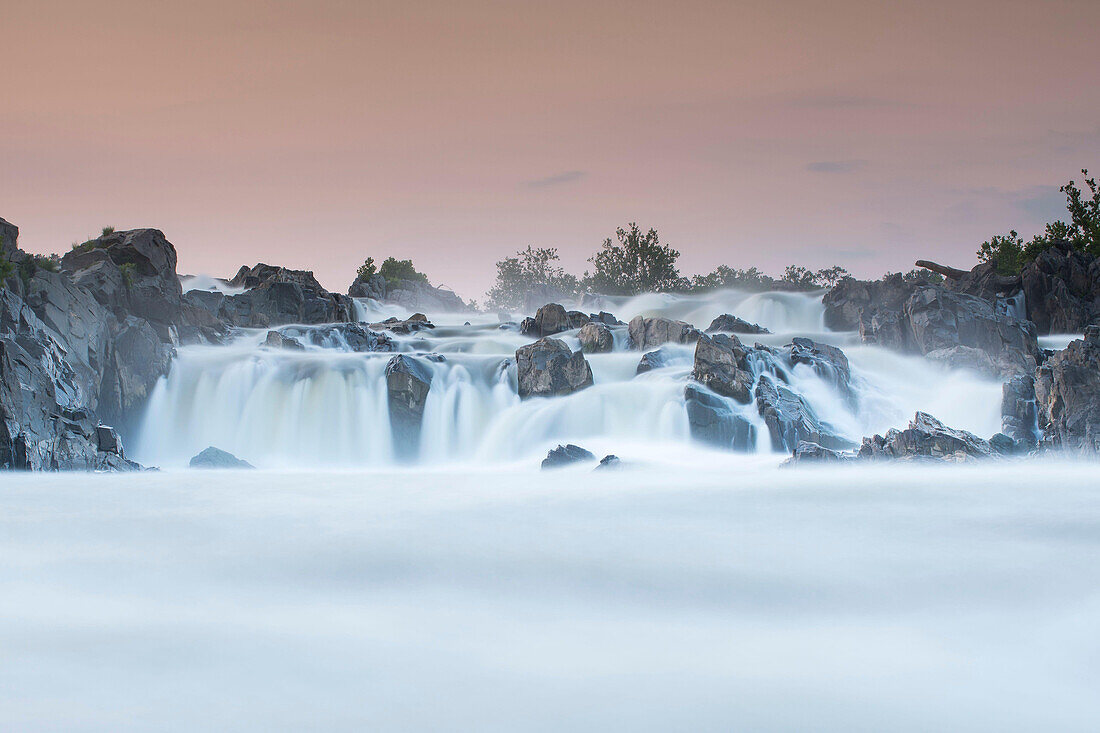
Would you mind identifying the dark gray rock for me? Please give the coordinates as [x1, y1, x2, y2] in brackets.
[520, 303, 583, 338]
[348, 272, 387, 300]
[784, 337, 853, 399]
[590, 311, 624, 326]
[383, 279, 470, 313]
[189, 446, 254, 469]
[706, 314, 769, 334]
[1034, 326, 1100, 452]
[213, 263, 354, 328]
[823, 273, 918, 332]
[263, 331, 305, 350]
[784, 441, 853, 464]
[684, 384, 756, 451]
[95, 424, 124, 455]
[636, 348, 671, 375]
[1019, 241, 1100, 335]
[541, 443, 595, 469]
[98, 316, 175, 426]
[577, 322, 613, 353]
[858, 412, 991, 461]
[369, 314, 434, 334]
[628, 315, 699, 350]
[755, 375, 852, 453]
[691, 333, 753, 403]
[282, 323, 393, 352]
[1001, 375, 1039, 446]
[515, 338, 593, 398]
[385, 355, 434, 458]
[595, 454, 622, 470]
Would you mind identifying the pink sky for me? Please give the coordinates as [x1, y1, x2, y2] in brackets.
[4, 0, 1099, 300]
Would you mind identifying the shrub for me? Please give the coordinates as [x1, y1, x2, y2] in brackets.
[356, 257, 377, 281]
[119, 262, 136, 288]
[487, 246, 579, 310]
[378, 257, 430, 289]
[101, 226, 115, 236]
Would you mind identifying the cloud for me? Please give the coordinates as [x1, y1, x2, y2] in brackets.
[806, 160, 867, 174]
[525, 170, 587, 188]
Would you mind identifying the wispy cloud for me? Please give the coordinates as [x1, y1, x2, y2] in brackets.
[525, 170, 587, 188]
[806, 160, 867, 174]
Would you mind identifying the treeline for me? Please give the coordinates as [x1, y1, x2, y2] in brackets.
[978, 169, 1100, 275]
[484, 223, 857, 311]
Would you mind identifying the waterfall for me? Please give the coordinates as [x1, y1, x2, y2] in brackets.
[132, 289, 1005, 468]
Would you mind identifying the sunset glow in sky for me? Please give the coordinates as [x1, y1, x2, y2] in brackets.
[4, 0, 1099, 299]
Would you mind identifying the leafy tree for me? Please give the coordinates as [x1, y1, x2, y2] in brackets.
[582, 223, 685, 295]
[977, 231, 1026, 276]
[378, 257, 429, 288]
[487, 246, 579, 311]
[813, 265, 851, 288]
[1061, 170, 1100, 256]
[781, 265, 817, 288]
[356, 256, 377, 281]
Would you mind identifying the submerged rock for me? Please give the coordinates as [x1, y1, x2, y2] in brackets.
[577, 322, 613, 353]
[684, 385, 756, 451]
[755, 375, 852, 453]
[628, 315, 699, 350]
[595, 454, 622, 470]
[706, 314, 769, 335]
[541, 444, 595, 469]
[189, 446, 254, 469]
[1001, 375, 1039, 446]
[1034, 326, 1100, 452]
[385, 355, 434, 458]
[515, 338, 593, 398]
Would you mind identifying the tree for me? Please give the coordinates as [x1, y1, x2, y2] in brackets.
[486, 246, 579, 311]
[1062, 170, 1100, 256]
[356, 257, 376, 281]
[781, 265, 817, 288]
[582, 223, 685, 295]
[378, 257, 429, 288]
[813, 265, 851, 288]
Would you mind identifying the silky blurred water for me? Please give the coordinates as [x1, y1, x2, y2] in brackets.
[2, 462, 1099, 731]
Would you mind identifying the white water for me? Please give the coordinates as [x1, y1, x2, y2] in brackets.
[3, 463, 1100, 731]
[133, 289, 1005, 468]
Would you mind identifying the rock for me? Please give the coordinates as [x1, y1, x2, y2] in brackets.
[784, 441, 852, 464]
[522, 284, 570, 314]
[706, 314, 769, 334]
[520, 303, 581, 337]
[636, 348, 671, 375]
[95, 425, 124, 455]
[628, 315, 699, 350]
[1034, 326, 1100, 452]
[755, 375, 852, 453]
[1019, 241, 1100, 334]
[577, 322, 613, 353]
[823, 273, 918, 332]
[263, 331, 305, 350]
[690, 333, 754, 403]
[541, 444, 595, 469]
[591, 311, 624, 326]
[515, 338, 593, 398]
[98, 316, 175, 426]
[595, 454, 622, 470]
[783, 337, 853, 398]
[859, 412, 991, 461]
[0, 217, 19, 261]
[348, 272, 387, 300]
[369, 315, 435, 334]
[383, 279, 470, 312]
[385, 355, 434, 458]
[215, 263, 354, 327]
[189, 446, 254, 469]
[684, 384, 756, 451]
[281, 323, 393, 352]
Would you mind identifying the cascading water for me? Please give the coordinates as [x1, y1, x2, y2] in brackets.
[132, 289, 1005, 468]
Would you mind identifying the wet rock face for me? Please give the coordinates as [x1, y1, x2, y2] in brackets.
[684, 385, 755, 451]
[628, 316, 699, 350]
[784, 337, 852, 398]
[1034, 326, 1100, 452]
[189, 446, 254, 469]
[577, 322, 613, 353]
[385, 355, 434, 458]
[1019, 241, 1100, 335]
[636, 348, 671, 375]
[691, 333, 753, 404]
[515, 338, 593, 399]
[541, 444, 595, 469]
[859, 412, 992, 461]
[1001, 375, 1039, 446]
[706, 314, 769, 335]
[263, 331, 305, 350]
[281, 323, 393, 352]
[754, 375, 852, 453]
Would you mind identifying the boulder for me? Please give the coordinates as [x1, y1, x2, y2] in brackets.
[590, 311, 624, 326]
[95, 424, 124, 455]
[515, 338, 593, 398]
[684, 384, 756, 451]
[783, 337, 853, 399]
[690, 333, 753, 403]
[348, 272, 387, 300]
[577, 322, 614, 353]
[263, 331, 305, 350]
[189, 446, 254, 469]
[369, 315, 435, 334]
[754, 375, 852, 453]
[628, 315, 699, 350]
[858, 412, 991, 461]
[636, 348, 671, 375]
[215, 263, 354, 327]
[595, 454, 622, 470]
[520, 303, 587, 338]
[706, 314, 769, 334]
[1034, 326, 1100, 452]
[385, 355, 434, 458]
[541, 444, 595, 469]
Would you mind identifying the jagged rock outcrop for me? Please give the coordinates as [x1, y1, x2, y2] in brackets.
[520, 303, 589, 338]
[385, 355, 434, 458]
[1019, 241, 1100, 334]
[1001, 375, 1039, 446]
[541, 443, 595, 469]
[347, 272, 387, 300]
[684, 384, 755, 450]
[369, 314, 434, 334]
[590, 311, 624, 326]
[823, 273, 919, 332]
[784, 337, 853, 398]
[1034, 326, 1100, 452]
[755, 375, 852, 453]
[858, 412, 993, 461]
[706, 314, 769, 335]
[577, 322, 613, 353]
[515, 338, 593, 398]
[189, 446, 254, 469]
[211, 263, 354, 328]
[628, 316, 699, 350]
[595, 454, 622, 470]
[358, 275, 469, 313]
[690, 333, 753, 403]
